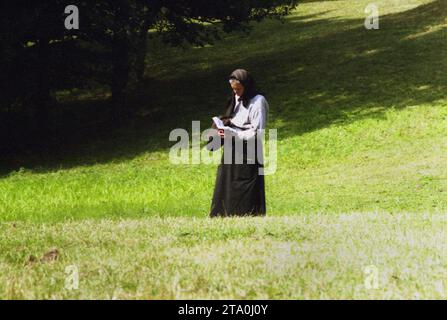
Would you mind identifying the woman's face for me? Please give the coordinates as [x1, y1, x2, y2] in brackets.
[230, 81, 245, 97]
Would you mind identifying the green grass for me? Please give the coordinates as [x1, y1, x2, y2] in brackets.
[1, 0, 446, 221]
[3, 213, 447, 299]
[1, 0, 447, 299]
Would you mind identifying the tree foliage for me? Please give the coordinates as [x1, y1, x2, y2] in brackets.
[0, 0, 298, 125]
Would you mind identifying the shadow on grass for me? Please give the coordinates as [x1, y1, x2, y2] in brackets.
[1, 0, 445, 176]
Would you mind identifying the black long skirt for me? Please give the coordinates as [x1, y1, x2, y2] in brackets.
[209, 136, 266, 217]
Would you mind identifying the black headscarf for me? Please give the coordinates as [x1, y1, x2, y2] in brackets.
[222, 69, 261, 119]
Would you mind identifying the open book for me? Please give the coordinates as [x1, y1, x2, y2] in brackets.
[212, 117, 242, 134]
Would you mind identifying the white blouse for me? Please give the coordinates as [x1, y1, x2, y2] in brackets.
[230, 94, 269, 140]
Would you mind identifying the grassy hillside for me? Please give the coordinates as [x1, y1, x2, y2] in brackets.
[0, 0, 446, 299]
[1, 0, 446, 221]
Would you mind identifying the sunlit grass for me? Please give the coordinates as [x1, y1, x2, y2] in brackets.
[0, 0, 446, 299]
[1, 0, 446, 221]
[2, 213, 447, 299]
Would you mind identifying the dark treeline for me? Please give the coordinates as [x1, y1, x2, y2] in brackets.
[0, 0, 298, 155]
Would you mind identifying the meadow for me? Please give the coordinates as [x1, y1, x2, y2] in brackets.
[0, 0, 446, 299]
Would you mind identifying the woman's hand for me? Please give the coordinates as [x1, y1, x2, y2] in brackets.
[221, 117, 232, 126]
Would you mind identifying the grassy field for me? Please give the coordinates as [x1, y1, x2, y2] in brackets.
[3, 213, 447, 299]
[1, 0, 447, 299]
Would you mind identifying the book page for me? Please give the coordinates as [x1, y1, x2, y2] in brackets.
[212, 117, 239, 133]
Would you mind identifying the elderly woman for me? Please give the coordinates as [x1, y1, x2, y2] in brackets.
[207, 69, 269, 217]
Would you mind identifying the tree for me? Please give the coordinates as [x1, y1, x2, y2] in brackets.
[0, 0, 299, 136]
[1, 0, 86, 145]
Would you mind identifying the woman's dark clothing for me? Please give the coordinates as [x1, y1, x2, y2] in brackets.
[208, 88, 269, 217]
[210, 136, 266, 217]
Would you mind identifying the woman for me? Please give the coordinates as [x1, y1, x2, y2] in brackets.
[208, 69, 269, 217]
